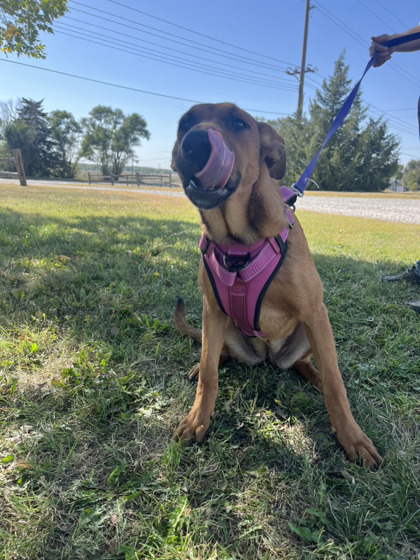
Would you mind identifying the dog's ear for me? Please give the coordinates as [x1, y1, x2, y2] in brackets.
[257, 122, 286, 180]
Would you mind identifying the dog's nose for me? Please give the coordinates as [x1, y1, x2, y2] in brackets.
[180, 130, 211, 170]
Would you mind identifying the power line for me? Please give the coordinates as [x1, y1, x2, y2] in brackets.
[101, 0, 419, 97]
[66, 5, 297, 77]
[108, 0, 296, 67]
[355, 0, 398, 35]
[73, 0, 418, 129]
[312, 1, 366, 45]
[296, 68, 417, 135]
[369, 0, 412, 30]
[366, 107, 418, 135]
[54, 27, 299, 92]
[0, 58, 202, 103]
[68, 6, 287, 74]
[1, 57, 415, 168]
[312, 0, 420, 88]
[286, 60, 417, 134]
[57, 18, 299, 89]
[68, 1, 294, 73]
[380, 107, 418, 112]
[400, 152, 420, 158]
[1, 16, 415, 137]
[0, 58, 290, 116]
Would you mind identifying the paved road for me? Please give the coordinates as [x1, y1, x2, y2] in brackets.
[1, 178, 419, 224]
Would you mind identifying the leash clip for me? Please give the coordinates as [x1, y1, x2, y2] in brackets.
[290, 183, 304, 198]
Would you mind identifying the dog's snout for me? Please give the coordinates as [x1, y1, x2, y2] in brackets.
[180, 130, 211, 170]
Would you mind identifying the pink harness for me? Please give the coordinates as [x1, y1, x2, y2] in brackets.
[200, 186, 296, 338]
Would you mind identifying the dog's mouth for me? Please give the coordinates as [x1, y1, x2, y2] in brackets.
[178, 129, 239, 210]
[184, 173, 241, 210]
[194, 129, 234, 191]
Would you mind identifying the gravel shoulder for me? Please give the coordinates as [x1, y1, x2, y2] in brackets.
[294, 195, 420, 224]
[1, 179, 419, 224]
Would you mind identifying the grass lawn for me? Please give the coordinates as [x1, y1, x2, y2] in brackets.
[0, 184, 419, 560]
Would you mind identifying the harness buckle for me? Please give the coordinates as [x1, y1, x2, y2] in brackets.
[223, 253, 250, 272]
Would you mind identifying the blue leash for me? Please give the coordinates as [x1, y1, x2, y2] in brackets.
[292, 31, 420, 196]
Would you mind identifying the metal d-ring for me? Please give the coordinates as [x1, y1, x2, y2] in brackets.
[223, 253, 250, 272]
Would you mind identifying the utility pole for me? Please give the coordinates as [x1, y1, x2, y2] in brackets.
[297, 0, 311, 117]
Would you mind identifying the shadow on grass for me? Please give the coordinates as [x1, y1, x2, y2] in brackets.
[0, 206, 419, 559]
[0, 206, 202, 347]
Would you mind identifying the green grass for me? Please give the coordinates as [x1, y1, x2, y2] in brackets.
[0, 183, 419, 560]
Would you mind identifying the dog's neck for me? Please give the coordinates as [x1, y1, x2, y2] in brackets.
[199, 172, 289, 246]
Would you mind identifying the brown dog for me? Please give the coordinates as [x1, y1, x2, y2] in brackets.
[171, 102, 381, 468]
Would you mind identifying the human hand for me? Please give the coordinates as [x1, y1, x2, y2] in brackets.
[369, 34, 393, 66]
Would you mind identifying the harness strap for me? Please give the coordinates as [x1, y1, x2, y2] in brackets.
[200, 186, 295, 337]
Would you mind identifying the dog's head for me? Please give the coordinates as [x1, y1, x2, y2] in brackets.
[171, 103, 286, 210]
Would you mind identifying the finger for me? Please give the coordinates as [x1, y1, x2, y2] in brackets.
[371, 34, 391, 43]
[373, 54, 392, 67]
[374, 44, 390, 52]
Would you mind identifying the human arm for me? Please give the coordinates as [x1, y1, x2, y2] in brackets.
[369, 25, 420, 67]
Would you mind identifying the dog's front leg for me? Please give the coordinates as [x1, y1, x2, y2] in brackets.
[174, 296, 227, 444]
[304, 304, 382, 468]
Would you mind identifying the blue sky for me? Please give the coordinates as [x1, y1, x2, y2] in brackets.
[1, 0, 419, 171]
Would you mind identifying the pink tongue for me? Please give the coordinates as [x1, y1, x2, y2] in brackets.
[194, 129, 234, 190]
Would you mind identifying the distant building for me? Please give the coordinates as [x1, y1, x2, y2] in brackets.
[389, 178, 406, 192]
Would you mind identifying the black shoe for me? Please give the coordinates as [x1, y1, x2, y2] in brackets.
[405, 299, 420, 313]
[406, 300, 420, 314]
[381, 266, 420, 285]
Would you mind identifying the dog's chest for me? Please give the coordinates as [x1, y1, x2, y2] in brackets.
[224, 329, 288, 365]
[251, 337, 289, 362]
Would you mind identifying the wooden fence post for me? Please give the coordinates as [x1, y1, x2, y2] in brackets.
[12, 149, 27, 186]
[88, 172, 91, 184]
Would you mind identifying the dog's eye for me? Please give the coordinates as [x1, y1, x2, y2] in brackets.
[231, 118, 248, 131]
[179, 116, 194, 134]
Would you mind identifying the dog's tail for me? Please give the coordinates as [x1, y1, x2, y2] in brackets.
[173, 298, 202, 343]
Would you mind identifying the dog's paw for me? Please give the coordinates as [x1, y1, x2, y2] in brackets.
[173, 407, 211, 445]
[188, 364, 200, 380]
[338, 426, 382, 469]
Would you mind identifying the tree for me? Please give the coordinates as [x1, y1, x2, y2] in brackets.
[0, 98, 21, 134]
[401, 159, 420, 191]
[267, 53, 400, 192]
[267, 113, 314, 188]
[81, 106, 151, 177]
[4, 98, 57, 176]
[0, 0, 68, 58]
[353, 117, 399, 191]
[48, 110, 82, 178]
[0, 98, 21, 164]
[308, 52, 367, 191]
